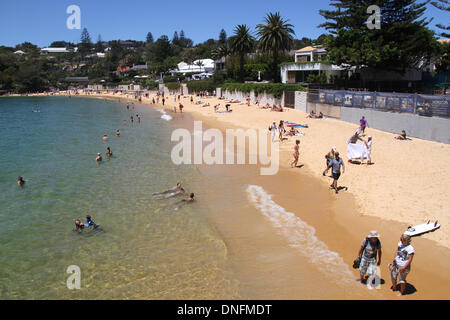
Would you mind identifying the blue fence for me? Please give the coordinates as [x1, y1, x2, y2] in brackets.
[308, 90, 450, 118]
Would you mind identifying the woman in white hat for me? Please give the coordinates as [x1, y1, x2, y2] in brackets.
[268, 121, 277, 142]
[355, 230, 382, 288]
[363, 136, 373, 165]
[96, 153, 102, 162]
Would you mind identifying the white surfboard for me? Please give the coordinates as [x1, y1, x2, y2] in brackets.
[404, 221, 440, 237]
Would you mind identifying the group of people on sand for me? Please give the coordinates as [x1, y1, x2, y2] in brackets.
[307, 110, 324, 119]
[268, 120, 287, 142]
[346, 116, 373, 165]
[354, 230, 415, 296]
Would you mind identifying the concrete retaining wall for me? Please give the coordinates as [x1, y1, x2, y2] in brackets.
[308, 102, 450, 144]
[220, 89, 284, 107]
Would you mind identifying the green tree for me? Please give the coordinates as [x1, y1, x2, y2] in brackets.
[79, 28, 93, 55]
[435, 40, 450, 71]
[146, 32, 154, 43]
[179, 30, 193, 48]
[318, 0, 438, 73]
[50, 41, 69, 48]
[95, 35, 104, 52]
[80, 28, 92, 44]
[431, 0, 449, 38]
[219, 29, 227, 43]
[256, 12, 295, 82]
[151, 35, 172, 63]
[172, 31, 180, 45]
[230, 24, 255, 82]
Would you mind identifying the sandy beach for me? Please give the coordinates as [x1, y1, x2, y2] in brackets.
[33, 90, 450, 299]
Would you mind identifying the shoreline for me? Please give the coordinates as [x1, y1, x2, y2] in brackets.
[23, 91, 450, 299]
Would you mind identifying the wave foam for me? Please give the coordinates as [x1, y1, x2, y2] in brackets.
[247, 185, 355, 284]
[159, 109, 172, 121]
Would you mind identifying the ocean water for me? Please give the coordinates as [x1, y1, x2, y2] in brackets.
[0, 97, 238, 299]
[0, 96, 368, 300]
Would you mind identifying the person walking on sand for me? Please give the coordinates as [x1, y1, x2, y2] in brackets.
[291, 140, 300, 168]
[363, 136, 373, 165]
[269, 121, 277, 142]
[324, 152, 345, 194]
[179, 103, 184, 113]
[355, 231, 382, 288]
[323, 147, 336, 176]
[278, 120, 285, 142]
[390, 234, 415, 296]
[360, 116, 368, 135]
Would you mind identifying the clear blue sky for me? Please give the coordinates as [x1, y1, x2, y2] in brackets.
[0, 0, 446, 47]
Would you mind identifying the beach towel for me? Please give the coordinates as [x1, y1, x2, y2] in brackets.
[285, 122, 308, 128]
[347, 143, 368, 160]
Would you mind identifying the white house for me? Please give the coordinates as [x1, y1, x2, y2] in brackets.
[173, 59, 215, 75]
[281, 45, 346, 84]
[41, 47, 71, 54]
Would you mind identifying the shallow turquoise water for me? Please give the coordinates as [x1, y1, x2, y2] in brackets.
[0, 97, 238, 299]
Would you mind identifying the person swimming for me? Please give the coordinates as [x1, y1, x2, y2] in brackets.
[103, 135, 108, 141]
[182, 193, 195, 202]
[75, 219, 84, 233]
[155, 187, 185, 199]
[116, 129, 121, 137]
[17, 176, 26, 186]
[152, 182, 183, 195]
[84, 215, 98, 229]
[96, 153, 102, 162]
[173, 193, 195, 210]
[106, 147, 112, 157]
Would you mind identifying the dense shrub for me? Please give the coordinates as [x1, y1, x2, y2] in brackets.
[166, 82, 181, 90]
[219, 83, 305, 99]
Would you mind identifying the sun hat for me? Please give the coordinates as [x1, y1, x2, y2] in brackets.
[332, 146, 336, 152]
[368, 230, 380, 238]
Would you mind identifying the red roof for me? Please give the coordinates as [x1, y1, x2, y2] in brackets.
[117, 66, 130, 73]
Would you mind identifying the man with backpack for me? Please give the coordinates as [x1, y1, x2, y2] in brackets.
[355, 230, 382, 288]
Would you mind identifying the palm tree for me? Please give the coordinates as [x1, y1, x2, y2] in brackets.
[256, 12, 295, 83]
[195, 60, 204, 72]
[230, 24, 255, 82]
[211, 43, 230, 60]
